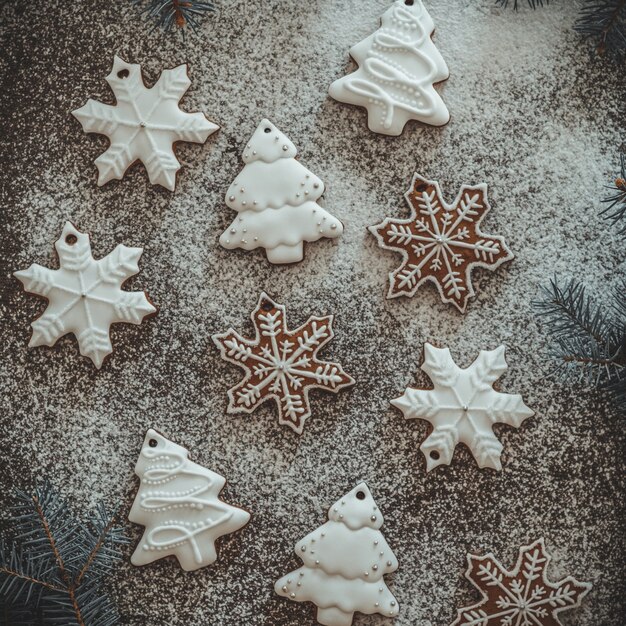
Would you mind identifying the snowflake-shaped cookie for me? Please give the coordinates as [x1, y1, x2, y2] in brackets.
[72, 55, 218, 190]
[369, 174, 513, 312]
[212, 293, 355, 434]
[14, 222, 156, 368]
[452, 539, 592, 626]
[391, 344, 533, 471]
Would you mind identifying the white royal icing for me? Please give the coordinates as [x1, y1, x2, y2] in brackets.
[275, 483, 399, 626]
[219, 119, 343, 264]
[14, 222, 156, 368]
[128, 429, 250, 572]
[329, 0, 449, 135]
[73, 55, 218, 190]
[392, 344, 534, 472]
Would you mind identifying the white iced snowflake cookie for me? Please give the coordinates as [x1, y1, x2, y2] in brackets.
[392, 344, 534, 471]
[129, 429, 250, 572]
[219, 119, 344, 264]
[14, 222, 156, 368]
[275, 483, 399, 626]
[329, 0, 449, 135]
[72, 55, 218, 190]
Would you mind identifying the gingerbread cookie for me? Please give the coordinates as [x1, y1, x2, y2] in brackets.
[369, 174, 513, 312]
[392, 343, 534, 471]
[72, 55, 218, 190]
[275, 483, 399, 626]
[212, 293, 355, 434]
[14, 222, 156, 368]
[329, 0, 449, 135]
[219, 119, 343, 264]
[452, 539, 592, 626]
[129, 429, 250, 571]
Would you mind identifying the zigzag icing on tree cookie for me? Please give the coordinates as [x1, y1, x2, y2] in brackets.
[329, 0, 449, 135]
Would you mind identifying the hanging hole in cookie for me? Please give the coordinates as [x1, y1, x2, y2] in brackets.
[356, 490, 366, 500]
[65, 234, 77, 245]
[148, 438, 158, 448]
[264, 127, 272, 133]
[405, 0, 414, 5]
[429, 450, 440, 460]
[261, 300, 274, 312]
[117, 69, 130, 79]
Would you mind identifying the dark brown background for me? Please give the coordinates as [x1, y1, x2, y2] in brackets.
[1, 1, 624, 624]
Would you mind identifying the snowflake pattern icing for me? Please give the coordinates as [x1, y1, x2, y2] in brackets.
[369, 174, 513, 312]
[452, 539, 592, 626]
[212, 293, 355, 434]
[391, 344, 534, 471]
[72, 55, 218, 190]
[14, 222, 156, 368]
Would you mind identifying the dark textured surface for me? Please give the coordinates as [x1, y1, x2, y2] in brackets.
[0, 1, 624, 625]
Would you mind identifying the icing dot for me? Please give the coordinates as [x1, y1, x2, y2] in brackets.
[282, 586, 287, 592]
[331, 224, 337, 230]
[282, 145, 289, 151]
[301, 546, 306, 552]
[371, 515, 377, 522]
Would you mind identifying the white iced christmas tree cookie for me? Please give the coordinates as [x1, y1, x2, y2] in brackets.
[129, 429, 250, 572]
[329, 0, 449, 135]
[392, 344, 534, 471]
[275, 483, 399, 626]
[219, 119, 344, 264]
[14, 222, 156, 368]
[72, 55, 218, 190]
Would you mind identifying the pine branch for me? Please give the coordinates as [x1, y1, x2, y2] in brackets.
[600, 153, 626, 235]
[575, 0, 626, 56]
[133, 0, 216, 33]
[495, 0, 548, 9]
[0, 482, 129, 626]
[533, 277, 626, 412]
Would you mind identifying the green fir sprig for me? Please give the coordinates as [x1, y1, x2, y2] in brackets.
[133, 0, 216, 33]
[496, 0, 626, 56]
[601, 153, 626, 235]
[0, 482, 128, 626]
[495, 0, 549, 9]
[575, 0, 626, 56]
[533, 278, 626, 413]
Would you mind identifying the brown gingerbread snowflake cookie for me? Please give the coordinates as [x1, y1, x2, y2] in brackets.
[369, 174, 513, 312]
[212, 293, 355, 434]
[452, 538, 592, 626]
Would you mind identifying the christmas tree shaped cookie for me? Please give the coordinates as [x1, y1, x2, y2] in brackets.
[219, 119, 344, 264]
[14, 222, 156, 368]
[329, 0, 449, 135]
[392, 343, 534, 471]
[129, 429, 250, 571]
[452, 539, 592, 626]
[275, 483, 399, 626]
[73, 55, 218, 190]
